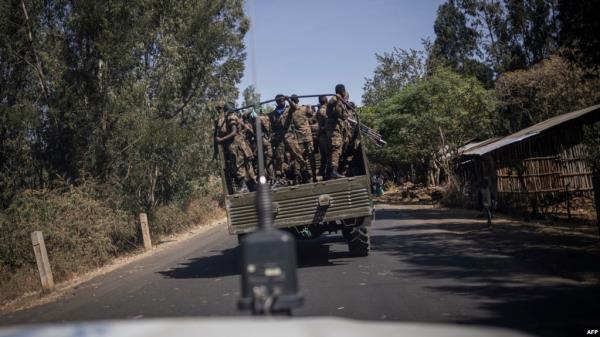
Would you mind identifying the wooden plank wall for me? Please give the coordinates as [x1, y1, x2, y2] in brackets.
[492, 125, 594, 214]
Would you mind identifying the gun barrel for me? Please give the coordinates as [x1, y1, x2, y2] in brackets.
[234, 94, 335, 112]
[347, 117, 385, 147]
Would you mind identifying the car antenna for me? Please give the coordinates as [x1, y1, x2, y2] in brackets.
[238, 0, 303, 316]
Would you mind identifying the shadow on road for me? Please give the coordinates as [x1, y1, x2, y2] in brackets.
[158, 233, 350, 280]
[296, 235, 351, 268]
[372, 206, 600, 337]
[157, 247, 241, 279]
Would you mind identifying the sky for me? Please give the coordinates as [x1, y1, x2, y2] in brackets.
[237, 0, 445, 106]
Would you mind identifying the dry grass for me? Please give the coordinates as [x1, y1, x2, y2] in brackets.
[0, 180, 224, 304]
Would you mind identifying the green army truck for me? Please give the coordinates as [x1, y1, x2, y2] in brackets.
[218, 119, 374, 257]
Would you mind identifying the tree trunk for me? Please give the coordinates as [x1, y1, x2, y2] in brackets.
[21, 0, 49, 98]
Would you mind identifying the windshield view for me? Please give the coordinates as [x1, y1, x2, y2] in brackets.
[1, 1, 599, 337]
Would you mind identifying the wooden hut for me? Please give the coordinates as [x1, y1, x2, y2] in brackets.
[459, 104, 600, 219]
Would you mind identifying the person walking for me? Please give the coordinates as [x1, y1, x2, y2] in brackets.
[478, 180, 495, 229]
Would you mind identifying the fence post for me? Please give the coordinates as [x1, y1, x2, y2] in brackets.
[139, 213, 152, 251]
[31, 231, 54, 293]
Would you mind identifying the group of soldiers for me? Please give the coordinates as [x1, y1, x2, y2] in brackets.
[214, 84, 360, 193]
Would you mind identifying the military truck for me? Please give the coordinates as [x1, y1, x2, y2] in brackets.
[218, 102, 374, 257]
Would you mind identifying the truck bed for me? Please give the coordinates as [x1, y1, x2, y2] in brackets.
[226, 175, 373, 234]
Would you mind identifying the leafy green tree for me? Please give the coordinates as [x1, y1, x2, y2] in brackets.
[583, 122, 600, 174]
[371, 67, 495, 185]
[0, 0, 248, 211]
[362, 47, 427, 106]
[431, 0, 559, 79]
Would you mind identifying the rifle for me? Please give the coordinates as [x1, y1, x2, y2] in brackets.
[347, 117, 387, 148]
[334, 95, 387, 148]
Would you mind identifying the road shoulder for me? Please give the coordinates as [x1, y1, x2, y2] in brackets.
[0, 218, 226, 315]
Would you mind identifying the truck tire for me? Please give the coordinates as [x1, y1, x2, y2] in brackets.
[346, 217, 370, 257]
[342, 228, 350, 240]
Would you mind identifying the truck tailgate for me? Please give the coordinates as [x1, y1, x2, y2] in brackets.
[226, 175, 372, 234]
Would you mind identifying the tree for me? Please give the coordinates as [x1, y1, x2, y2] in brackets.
[370, 67, 495, 185]
[0, 0, 248, 210]
[559, 0, 600, 70]
[431, 0, 559, 80]
[242, 85, 261, 107]
[362, 47, 427, 106]
[582, 121, 600, 228]
[431, 1, 494, 87]
[494, 55, 600, 134]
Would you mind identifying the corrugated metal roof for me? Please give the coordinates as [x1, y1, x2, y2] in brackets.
[462, 104, 600, 156]
[459, 137, 502, 154]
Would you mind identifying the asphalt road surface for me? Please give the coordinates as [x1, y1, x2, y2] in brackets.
[2, 204, 599, 337]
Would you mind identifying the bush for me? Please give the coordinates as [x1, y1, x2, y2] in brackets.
[0, 176, 225, 303]
[150, 204, 191, 238]
[583, 121, 600, 174]
[0, 187, 136, 303]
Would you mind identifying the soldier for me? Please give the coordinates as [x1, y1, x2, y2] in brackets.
[315, 95, 330, 179]
[289, 94, 317, 182]
[269, 94, 306, 186]
[215, 103, 256, 193]
[258, 108, 274, 181]
[326, 84, 350, 179]
[340, 100, 361, 175]
[213, 101, 226, 161]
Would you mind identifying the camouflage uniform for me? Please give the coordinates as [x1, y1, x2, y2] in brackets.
[340, 112, 360, 172]
[326, 95, 349, 173]
[269, 105, 306, 180]
[223, 111, 256, 184]
[315, 104, 330, 177]
[284, 151, 301, 185]
[258, 114, 274, 180]
[291, 104, 316, 181]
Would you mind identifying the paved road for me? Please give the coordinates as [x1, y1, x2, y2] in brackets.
[2, 205, 599, 337]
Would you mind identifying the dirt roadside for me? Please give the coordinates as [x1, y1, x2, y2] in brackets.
[0, 217, 226, 315]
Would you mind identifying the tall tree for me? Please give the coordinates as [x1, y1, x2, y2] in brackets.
[431, 0, 493, 86]
[559, 0, 600, 70]
[242, 85, 261, 107]
[494, 55, 600, 133]
[432, 0, 559, 79]
[362, 47, 427, 106]
[0, 0, 248, 210]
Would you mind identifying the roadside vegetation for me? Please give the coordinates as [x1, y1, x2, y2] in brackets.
[1, 0, 244, 303]
[360, 0, 600, 193]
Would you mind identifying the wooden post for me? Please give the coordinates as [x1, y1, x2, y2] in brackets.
[139, 213, 152, 251]
[31, 231, 54, 292]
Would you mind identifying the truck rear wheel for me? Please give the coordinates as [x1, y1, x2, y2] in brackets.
[346, 217, 370, 257]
